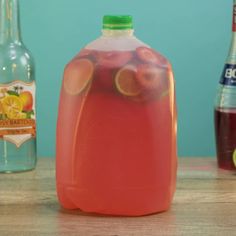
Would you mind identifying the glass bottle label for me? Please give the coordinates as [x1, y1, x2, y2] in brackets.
[0, 81, 36, 147]
[220, 64, 236, 86]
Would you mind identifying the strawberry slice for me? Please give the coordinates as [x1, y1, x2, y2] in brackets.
[136, 47, 167, 66]
[136, 64, 168, 91]
[96, 51, 133, 68]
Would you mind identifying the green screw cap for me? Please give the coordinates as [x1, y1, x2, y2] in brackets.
[103, 15, 133, 30]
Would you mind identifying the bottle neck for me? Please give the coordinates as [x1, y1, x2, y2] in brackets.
[102, 29, 134, 37]
[227, 3, 236, 62]
[0, 0, 21, 45]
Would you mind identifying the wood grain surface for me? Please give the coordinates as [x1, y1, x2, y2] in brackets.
[0, 158, 235, 236]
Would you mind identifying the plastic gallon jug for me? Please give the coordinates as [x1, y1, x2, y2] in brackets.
[56, 15, 177, 216]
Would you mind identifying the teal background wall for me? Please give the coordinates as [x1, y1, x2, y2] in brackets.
[20, 0, 231, 157]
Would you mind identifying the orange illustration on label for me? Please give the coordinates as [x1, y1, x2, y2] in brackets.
[0, 81, 36, 147]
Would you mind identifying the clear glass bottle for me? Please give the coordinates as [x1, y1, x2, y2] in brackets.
[0, 0, 36, 173]
[215, 0, 236, 170]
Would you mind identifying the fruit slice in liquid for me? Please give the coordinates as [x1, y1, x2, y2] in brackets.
[96, 51, 133, 68]
[137, 64, 168, 92]
[136, 47, 167, 65]
[115, 65, 141, 97]
[63, 59, 94, 95]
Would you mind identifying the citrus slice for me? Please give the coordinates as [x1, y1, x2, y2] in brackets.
[137, 64, 168, 91]
[96, 51, 133, 68]
[115, 65, 141, 97]
[1, 95, 23, 119]
[63, 59, 94, 95]
[136, 47, 167, 65]
[233, 149, 236, 168]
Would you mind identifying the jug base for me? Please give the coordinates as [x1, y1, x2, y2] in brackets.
[57, 184, 173, 216]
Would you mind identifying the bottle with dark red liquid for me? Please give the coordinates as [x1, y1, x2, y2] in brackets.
[215, 1, 236, 170]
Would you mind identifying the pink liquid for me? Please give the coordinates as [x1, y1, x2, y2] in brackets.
[215, 108, 236, 170]
[56, 48, 177, 216]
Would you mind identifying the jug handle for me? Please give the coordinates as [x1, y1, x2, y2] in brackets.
[71, 83, 92, 181]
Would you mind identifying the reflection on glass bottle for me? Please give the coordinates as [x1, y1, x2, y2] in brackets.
[0, 0, 36, 173]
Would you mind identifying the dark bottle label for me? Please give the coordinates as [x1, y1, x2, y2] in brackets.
[220, 64, 236, 86]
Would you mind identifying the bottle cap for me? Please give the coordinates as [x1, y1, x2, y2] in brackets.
[103, 15, 133, 30]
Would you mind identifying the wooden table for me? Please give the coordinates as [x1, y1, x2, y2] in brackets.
[0, 158, 235, 236]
